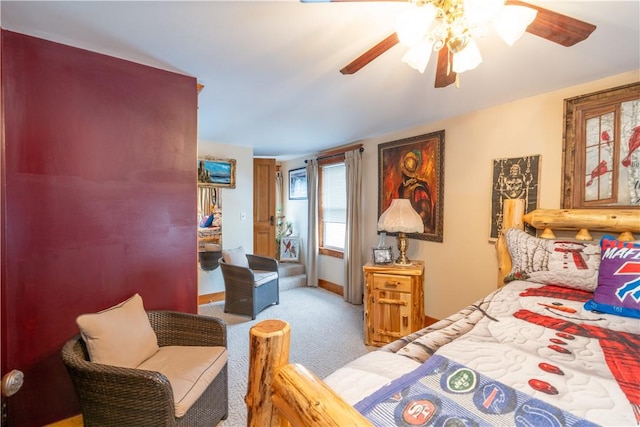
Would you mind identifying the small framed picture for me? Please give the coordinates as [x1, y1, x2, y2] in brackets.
[198, 157, 236, 188]
[280, 237, 300, 262]
[372, 247, 393, 265]
[289, 167, 307, 200]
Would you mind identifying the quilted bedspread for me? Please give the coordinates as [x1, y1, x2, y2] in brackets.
[345, 280, 640, 426]
[355, 354, 598, 427]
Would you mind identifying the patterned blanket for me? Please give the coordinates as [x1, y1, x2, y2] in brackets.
[365, 281, 640, 426]
[355, 354, 597, 427]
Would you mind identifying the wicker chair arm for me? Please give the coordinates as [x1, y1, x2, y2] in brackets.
[247, 254, 278, 272]
[61, 337, 177, 424]
[148, 311, 227, 348]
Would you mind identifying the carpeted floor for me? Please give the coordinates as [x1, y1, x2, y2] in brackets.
[198, 286, 375, 427]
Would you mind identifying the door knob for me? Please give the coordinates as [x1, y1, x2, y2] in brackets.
[1, 370, 24, 397]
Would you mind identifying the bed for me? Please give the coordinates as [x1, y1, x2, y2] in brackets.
[245, 199, 640, 427]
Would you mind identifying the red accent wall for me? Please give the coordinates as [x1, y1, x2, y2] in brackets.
[1, 30, 198, 426]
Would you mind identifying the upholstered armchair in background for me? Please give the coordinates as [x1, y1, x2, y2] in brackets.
[61, 294, 228, 426]
[218, 247, 279, 319]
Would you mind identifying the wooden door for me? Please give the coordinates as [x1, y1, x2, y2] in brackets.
[253, 158, 276, 257]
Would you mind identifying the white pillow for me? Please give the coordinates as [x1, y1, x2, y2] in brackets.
[222, 246, 249, 268]
[76, 293, 159, 368]
[504, 228, 600, 291]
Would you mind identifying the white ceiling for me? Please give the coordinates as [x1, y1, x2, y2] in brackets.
[1, 1, 639, 158]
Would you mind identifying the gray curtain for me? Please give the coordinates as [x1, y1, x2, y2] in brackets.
[344, 149, 363, 304]
[306, 159, 319, 287]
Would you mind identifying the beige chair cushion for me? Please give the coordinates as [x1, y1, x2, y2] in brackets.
[137, 346, 228, 418]
[253, 270, 278, 286]
[222, 246, 249, 268]
[76, 293, 159, 368]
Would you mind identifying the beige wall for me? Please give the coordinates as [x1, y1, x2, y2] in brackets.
[285, 70, 639, 319]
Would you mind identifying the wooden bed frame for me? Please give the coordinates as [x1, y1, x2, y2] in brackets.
[245, 199, 639, 427]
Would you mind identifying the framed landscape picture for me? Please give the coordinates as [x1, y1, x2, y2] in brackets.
[198, 157, 236, 188]
[289, 167, 307, 200]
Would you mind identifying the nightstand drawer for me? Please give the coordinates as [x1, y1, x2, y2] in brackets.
[372, 274, 412, 293]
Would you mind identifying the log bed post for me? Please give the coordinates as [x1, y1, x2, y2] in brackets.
[496, 199, 525, 288]
[247, 319, 291, 427]
[248, 319, 373, 427]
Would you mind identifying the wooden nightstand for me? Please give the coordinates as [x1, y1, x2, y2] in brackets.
[363, 261, 425, 347]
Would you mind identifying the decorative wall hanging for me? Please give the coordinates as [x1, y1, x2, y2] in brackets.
[562, 82, 640, 208]
[378, 130, 445, 242]
[288, 167, 307, 200]
[490, 155, 540, 240]
[197, 157, 236, 188]
[279, 237, 300, 262]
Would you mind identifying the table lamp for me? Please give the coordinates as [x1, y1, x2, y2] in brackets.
[377, 199, 424, 265]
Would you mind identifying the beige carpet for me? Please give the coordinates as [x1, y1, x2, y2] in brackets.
[198, 286, 375, 427]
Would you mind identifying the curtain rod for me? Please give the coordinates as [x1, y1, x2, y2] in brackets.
[305, 145, 364, 163]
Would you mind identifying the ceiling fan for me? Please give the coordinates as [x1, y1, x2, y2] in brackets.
[310, 0, 596, 88]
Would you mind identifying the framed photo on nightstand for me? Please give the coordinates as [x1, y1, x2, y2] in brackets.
[372, 247, 393, 264]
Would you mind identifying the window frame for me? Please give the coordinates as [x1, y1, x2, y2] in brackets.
[562, 82, 640, 208]
[318, 154, 345, 259]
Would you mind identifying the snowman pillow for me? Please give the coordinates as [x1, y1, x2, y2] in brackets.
[584, 236, 640, 319]
[504, 228, 601, 291]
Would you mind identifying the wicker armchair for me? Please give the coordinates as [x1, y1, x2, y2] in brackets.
[219, 254, 279, 319]
[61, 311, 228, 427]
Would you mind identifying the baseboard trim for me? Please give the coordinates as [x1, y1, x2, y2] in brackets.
[45, 414, 83, 427]
[424, 316, 439, 327]
[198, 291, 224, 305]
[318, 279, 343, 296]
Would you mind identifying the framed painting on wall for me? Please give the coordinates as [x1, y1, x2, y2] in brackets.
[279, 237, 300, 262]
[490, 155, 541, 240]
[562, 82, 640, 208]
[198, 157, 236, 188]
[378, 130, 445, 242]
[289, 167, 307, 200]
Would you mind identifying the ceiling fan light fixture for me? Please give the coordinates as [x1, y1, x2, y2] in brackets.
[446, 31, 470, 53]
[396, 3, 438, 46]
[401, 37, 434, 73]
[493, 5, 538, 46]
[337, 0, 596, 89]
[452, 38, 482, 73]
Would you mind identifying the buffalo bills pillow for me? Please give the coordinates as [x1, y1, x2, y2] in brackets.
[584, 237, 640, 319]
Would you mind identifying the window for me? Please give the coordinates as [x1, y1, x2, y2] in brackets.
[562, 82, 640, 208]
[319, 158, 346, 257]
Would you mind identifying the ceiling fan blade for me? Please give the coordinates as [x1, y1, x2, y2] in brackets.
[340, 33, 399, 75]
[506, 0, 596, 47]
[434, 44, 456, 88]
